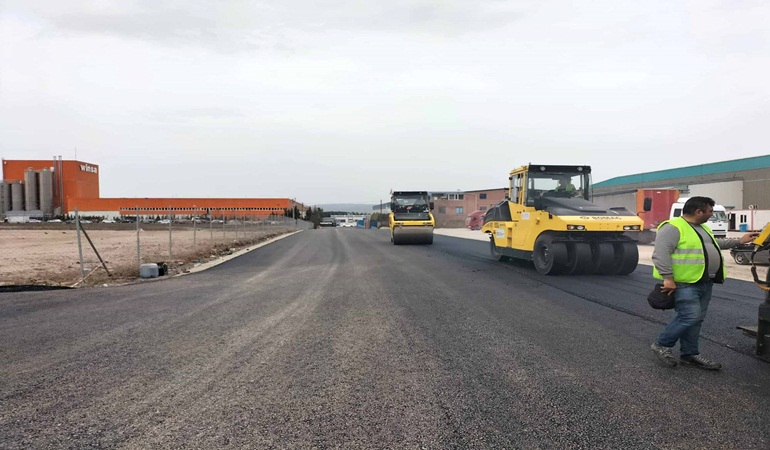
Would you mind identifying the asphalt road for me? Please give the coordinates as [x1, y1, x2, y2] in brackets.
[2, 228, 770, 449]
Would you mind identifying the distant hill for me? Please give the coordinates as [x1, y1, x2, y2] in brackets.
[315, 203, 380, 214]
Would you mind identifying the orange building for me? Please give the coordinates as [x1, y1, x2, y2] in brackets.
[2, 158, 100, 214]
[1, 158, 296, 219]
[71, 197, 292, 220]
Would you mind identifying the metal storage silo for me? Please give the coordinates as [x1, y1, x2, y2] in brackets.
[39, 168, 54, 216]
[11, 181, 24, 211]
[1, 181, 10, 213]
[24, 168, 39, 211]
[0, 181, 6, 216]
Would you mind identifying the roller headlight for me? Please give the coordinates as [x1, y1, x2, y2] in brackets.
[623, 225, 641, 231]
[567, 225, 586, 230]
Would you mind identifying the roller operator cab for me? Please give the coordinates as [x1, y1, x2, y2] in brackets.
[480, 165, 644, 275]
[389, 191, 435, 245]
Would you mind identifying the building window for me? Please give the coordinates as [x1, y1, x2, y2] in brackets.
[448, 194, 464, 200]
[455, 207, 463, 215]
[479, 206, 487, 211]
[438, 206, 446, 214]
[479, 193, 487, 199]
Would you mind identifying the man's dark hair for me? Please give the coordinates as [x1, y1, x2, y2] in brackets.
[683, 196, 715, 215]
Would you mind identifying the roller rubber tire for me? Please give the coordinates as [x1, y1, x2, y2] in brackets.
[590, 242, 617, 275]
[490, 236, 510, 262]
[533, 235, 568, 275]
[614, 241, 639, 275]
[567, 242, 594, 275]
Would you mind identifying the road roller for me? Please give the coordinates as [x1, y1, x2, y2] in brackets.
[741, 222, 770, 362]
[481, 164, 644, 275]
[389, 191, 435, 245]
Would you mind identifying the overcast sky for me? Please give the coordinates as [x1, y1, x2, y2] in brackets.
[2, 1, 769, 205]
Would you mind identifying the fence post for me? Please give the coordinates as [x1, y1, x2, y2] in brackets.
[168, 206, 173, 261]
[75, 207, 85, 279]
[136, 206, 141, 267]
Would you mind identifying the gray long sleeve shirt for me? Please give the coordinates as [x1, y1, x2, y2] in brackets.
[652, 222, 741, 279]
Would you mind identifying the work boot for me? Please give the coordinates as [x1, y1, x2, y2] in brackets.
[680, 354, 722, 370]
[651, 342, 677, 367]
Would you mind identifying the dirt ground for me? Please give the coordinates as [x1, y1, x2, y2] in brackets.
[0, 223, 298, 287]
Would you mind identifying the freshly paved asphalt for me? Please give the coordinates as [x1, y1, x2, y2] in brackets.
[2, 228, 769, 448]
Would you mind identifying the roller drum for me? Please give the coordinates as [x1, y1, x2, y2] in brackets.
[392, 225, 434, 245]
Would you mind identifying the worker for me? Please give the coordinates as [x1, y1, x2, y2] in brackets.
[555, 176, 576, 195]
[650, 196, 759, 370]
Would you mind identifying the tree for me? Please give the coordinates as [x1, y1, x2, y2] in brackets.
[307, 207, 324, 228]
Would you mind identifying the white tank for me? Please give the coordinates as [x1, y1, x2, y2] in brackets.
[39, 168, 54, 216]
[24, 168, 38, 211]
[11, 181, 24, 211]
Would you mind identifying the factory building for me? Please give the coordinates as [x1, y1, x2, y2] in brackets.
[593, 154, 770, 230]
[1, 158, 298, 222]
[593, 154, 770, 210]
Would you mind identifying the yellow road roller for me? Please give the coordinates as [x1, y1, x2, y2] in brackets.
[389, 191, 435, 245]
[481, 164, 644, 275]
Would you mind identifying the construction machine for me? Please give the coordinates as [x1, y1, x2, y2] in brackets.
[481, 164, 644, 275]
[389, 191, 435, 245]
[737, 223, 770, 362]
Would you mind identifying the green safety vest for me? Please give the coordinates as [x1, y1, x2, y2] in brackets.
[653, 217, 724, 283]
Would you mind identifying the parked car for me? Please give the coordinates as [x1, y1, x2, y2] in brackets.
[158, 219, 172, 224]
[730, 243, 770, 265]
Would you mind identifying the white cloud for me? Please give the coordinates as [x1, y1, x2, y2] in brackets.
[2, 1, 770, 204]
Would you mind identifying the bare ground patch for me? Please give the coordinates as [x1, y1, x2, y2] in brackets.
[1, 224, 298, 288]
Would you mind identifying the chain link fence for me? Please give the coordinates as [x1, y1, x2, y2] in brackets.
[1, 213, 311, 288]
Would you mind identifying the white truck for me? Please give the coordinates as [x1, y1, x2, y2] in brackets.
[670, 197, 728, 238]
